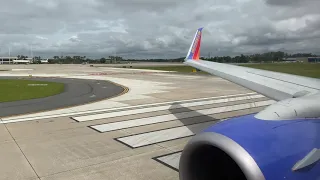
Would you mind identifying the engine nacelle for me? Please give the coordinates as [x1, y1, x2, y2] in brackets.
[179, 114, 320, 180]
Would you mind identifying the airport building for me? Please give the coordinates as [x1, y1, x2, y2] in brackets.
[307, 57, 320, 63]
[0, 57, 49, 64]
[282, 57, 320, 63]
[0, 57, 18, 64]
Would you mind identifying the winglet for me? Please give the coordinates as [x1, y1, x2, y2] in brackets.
[185, 27, 203, 61]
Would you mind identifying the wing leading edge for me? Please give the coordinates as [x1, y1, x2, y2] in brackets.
[184, 28, 320, 101]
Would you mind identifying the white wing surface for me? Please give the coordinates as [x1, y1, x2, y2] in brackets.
[185, 59, 320, 101]
[185, 28, 320, 101]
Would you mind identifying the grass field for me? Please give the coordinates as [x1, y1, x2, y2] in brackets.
[239, 63, 320, 78]
[0, 79, 65, 103]
[132, 63, 320, 78]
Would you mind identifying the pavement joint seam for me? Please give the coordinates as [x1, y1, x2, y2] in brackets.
[38, 147, 169, 178]
[0, 118, 41, 180]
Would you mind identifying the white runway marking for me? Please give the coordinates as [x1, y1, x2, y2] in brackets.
[91, 99, 272, 132]
[116, 100, 274, 148]
[0, 73, 69, 77]
[73, 93, 261, 122]
[0, 101, 127, 124]
[102, 67, 175, 73]
[0, 93, 257, 124]
[117, 121, 214, 148]
[154, 74, 200, 79]
[154, 152, 182, 170]
[11, 69, 34, 71]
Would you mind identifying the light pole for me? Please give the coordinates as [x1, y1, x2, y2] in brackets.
[8, 46, 11, 64]
[0, 47, 3, 64]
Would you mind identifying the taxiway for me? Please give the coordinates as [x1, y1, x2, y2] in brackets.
[0, 64, 273, 180]
[0, 77, 125, 117]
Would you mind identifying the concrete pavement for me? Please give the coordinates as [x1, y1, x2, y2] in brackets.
[0, 64, 272, 180]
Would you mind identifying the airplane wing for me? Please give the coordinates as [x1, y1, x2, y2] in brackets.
[179, 28, 320, 180]
[184, 28, 320, 101]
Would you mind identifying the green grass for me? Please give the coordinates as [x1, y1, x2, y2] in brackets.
[132, 63, 320, 78]
[0, 79, 65, 103]
[239, 63, 320, 78]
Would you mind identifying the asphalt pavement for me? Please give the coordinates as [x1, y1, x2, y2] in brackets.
[0, 76, 125, 117]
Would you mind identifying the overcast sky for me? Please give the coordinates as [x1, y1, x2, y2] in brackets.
[0, 0, 319, 59]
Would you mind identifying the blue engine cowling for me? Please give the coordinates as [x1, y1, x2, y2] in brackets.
[179, 114, 320, 180]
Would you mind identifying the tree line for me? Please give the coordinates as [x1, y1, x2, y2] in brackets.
[15, 51, 318, 64]
[124, 52, 318, 63]
[199, 52, 318, 63]
[47, 55, 124, 64]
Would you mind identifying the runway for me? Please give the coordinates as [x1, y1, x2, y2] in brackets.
[0, 77, 125, 117]
[0, 64, 274, 180]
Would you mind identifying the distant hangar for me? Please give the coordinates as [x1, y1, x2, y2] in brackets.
[283, 57, 320, 63]
[0, 57, 48, 64]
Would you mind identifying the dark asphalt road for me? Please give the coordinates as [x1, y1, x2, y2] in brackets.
[0, 76, 125, 117]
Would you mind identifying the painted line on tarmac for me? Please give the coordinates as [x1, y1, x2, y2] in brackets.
[115, 99, 275, 148]
[72, 92, 259, 122]
[1, 92, 256, 124]
[90, 96, 267, 132]
[115, 121, 214, 149]
[152, 151, 182, 171]
[0, 92, 257, 124]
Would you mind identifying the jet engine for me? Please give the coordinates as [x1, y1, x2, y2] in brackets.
[179, 114, 320, 180]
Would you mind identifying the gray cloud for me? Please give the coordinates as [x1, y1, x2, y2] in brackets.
[0, 0, 319, 59]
